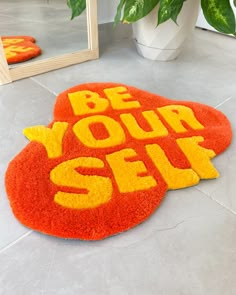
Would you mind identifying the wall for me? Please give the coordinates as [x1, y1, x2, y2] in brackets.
[98, 0, 119, 24]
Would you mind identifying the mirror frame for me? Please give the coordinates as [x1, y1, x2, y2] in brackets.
[0, 0, 98, 85]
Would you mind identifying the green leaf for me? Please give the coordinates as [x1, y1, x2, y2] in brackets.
[158, 0, 173, 25]
[114, 0, 127, 27]
[201, 0, 236, 34]
[158, 0, 185, 25]
[67, 0, 71, 9]
[234, 0, 236, 7]
[122, 0, 160, 23]
[171, 0, 186, 24]
[67, 0, 86, 20]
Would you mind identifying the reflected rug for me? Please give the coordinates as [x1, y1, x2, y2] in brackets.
[1, 36, 41, 64]
[5, 83, 232, 240]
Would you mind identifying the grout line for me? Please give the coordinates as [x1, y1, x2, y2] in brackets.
[31, 77, 58, 96]
[210, 96, 236, 214]
[214, 96, 232, 109]
[195, 187, 236, 216]
[209, 198, 236, 216]
[0, 230, 33, 254]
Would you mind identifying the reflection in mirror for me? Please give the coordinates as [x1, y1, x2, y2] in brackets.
[0, 0, 88, 68]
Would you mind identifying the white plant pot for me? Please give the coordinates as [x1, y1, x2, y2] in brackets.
[132, 0, 200, 61]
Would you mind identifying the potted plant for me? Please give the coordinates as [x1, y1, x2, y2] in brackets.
[68, 0, 236, 61]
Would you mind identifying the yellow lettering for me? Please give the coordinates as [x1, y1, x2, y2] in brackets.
[4, 45, 33, 59]
[106, 148, 157, 193]
[120, 110, 168, 140]
[4, 49, 16, 59]
[73, 115, 125, 148]
[2, 38, 24, 46]
[50, 157, 113, 209]
[23, 122, 69, 158]
[146, 144, 199, 189]
[104, 86, 140, 110]
[177, 136, 219, 179]
[68, 90, 109, 116]
[157, 105, 204, 133]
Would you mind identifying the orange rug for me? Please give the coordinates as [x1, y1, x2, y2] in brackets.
[1, 36, 41, 64]
[5, 83, 232, 240]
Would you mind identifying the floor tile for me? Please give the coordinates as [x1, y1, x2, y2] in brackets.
[0, 79, 56, 250]
[0, 189, 235, 295]
[196, 95, 236, 213]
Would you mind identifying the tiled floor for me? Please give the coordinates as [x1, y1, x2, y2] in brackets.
[1, 12, 236, 295]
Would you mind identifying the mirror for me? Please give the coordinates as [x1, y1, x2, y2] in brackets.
[0, 0, 98, 85]
[2, 0, 89, 68]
